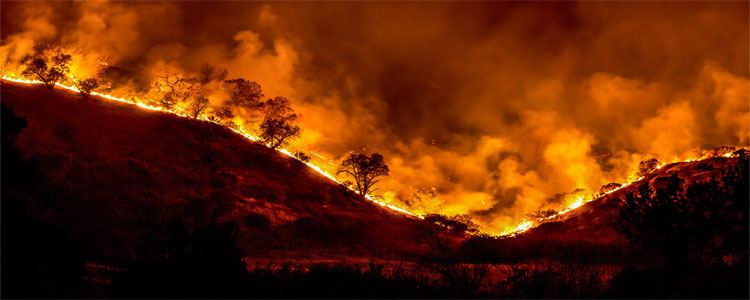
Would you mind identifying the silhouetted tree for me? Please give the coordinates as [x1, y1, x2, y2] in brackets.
[611, 160, 749, 298]
[596, 182, 622, 196]
[293, 151, 311, 163]
[636, 158, 660, 177]
[259, 118, 301, 149]
[72, 78, 99, 101]
[424, 213, 479, 235]
[211, 105, 237, 129]
[187, 95, 210, 119]
[731, 148, 749, 159]
[406, 187, 444, 215]
[256, 96, 301, 149]
[199, 63, 227, 84]
[260, 96, 297, 121]
[616, 162, 748, 267]
[337, 152, 389, 196]
[154, 72, 200, 109]
[527, 208, 558, 222]
[223, 78, 263, 109]
[21, 48, 71, 90]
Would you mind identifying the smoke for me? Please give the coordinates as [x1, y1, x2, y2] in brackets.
[1, 1, 748, 232]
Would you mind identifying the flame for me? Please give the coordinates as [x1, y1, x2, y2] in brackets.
[1, 75, 421, 219]
[496, 146, 744, 237]
[4, 74, 743, 236]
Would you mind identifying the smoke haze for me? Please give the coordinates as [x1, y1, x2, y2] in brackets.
[2, 1, 748, 231]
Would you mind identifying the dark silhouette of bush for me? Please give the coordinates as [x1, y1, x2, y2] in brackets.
[1, 103, 87, 298]
[109, 210, 249, 298]
[242, 212, 271, 230]
[424, 213, 478, 235]
[610, 156, 749, 298]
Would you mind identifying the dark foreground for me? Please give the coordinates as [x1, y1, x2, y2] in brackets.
[2, 82, 748, 298]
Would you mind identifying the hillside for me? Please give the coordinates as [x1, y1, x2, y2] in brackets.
[515, 155, 746, 245]
[0, 80, 431, 263]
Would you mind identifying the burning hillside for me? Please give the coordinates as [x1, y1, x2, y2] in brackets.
[2, 2, 748, 235]
[513, 152, 748, 243]
[0, 80, 431, 262]
[2, 2, 749, 298]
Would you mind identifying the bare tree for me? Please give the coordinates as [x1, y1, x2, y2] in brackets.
[73, 78, 99, 101]
[188, 95, 210, 119]
[199, 63, 227, 84]
[336, 152, 389, 196]
[154, 72, 200, 109]
[21, 48, 71, 90]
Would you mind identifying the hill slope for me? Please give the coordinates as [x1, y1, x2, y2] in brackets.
[1, 80, 430, 262]
[516, 155, 745, 244]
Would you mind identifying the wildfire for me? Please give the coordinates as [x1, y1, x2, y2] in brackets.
[2, 74, 744, 236]
[497, 146, 745, 237]
[1, 75, 421, 219]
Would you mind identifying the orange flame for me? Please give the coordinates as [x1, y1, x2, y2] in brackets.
[1, 75, 422, 219]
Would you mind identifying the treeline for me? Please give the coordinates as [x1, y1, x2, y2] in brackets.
[8, 45, 302, 152]
[7, 45, 411, 200]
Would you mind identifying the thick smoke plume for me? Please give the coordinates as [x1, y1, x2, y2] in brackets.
[2, 1, 747, 232]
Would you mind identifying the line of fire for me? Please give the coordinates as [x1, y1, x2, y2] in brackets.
[1, 1, 748, 298]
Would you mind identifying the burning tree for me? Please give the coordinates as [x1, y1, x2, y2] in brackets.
[258, 96, 301, 149]
[21, 48, 71, 90]
[406, 187, 444, 215]
[336, 152, 389, 196]
[212, 105, 236, 128]
[223, 78, 263, 109]
[596, 182, 622, 197]
[259, 96, 296, 120]
[526, 208, 558, 221]
[72, 78, 99, 101]
[636, 158, 660, 177]
[293, 151, 311, 163]
[188, 95, 210, 119]
[154, 72, 200, 109]
[259, 118, 301, 149]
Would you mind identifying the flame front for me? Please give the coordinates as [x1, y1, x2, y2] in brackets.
[1, 75, 421, 219]
[2, 74, 745, 236]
